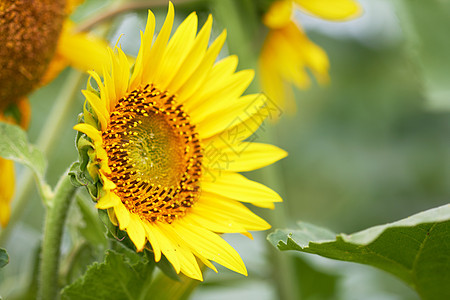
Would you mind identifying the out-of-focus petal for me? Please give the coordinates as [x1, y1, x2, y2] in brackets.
[294, 0, 362, 20]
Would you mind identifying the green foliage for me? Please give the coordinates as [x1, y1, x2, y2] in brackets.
[0, 248, 8, 268]
[145, 273, 201, 300]
[0, 122, 46, 178]
[76, 195, 107, 248]
[292, 256, 339, 300]
[61, 250, 155, 300]
[398, 0, 450, 110]
[268, 205, 450, 300]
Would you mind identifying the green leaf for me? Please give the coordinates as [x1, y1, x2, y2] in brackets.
[61, 250, 155, 300]
[268, 204, 450, 300]
[0, 248, 9, 268]
[0, 122, 46, 178]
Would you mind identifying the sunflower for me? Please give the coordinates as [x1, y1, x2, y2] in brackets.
[0, 0, 108, 227]
[74, 3, 287, 280]
[259, 0, 362, 111]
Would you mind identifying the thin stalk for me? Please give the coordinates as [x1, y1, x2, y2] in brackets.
[261, 127, 299, 300]
[76, 0, 197, 33]
[0, 70, 84, 246]
[37, 174, 77, 300]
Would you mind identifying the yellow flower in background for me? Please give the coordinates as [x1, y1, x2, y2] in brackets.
[259, 0, 362, 111]
[75, 3, 287, 280]
[0, 0, 109, 227]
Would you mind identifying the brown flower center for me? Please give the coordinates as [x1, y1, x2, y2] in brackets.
[0, 0, 66, 109]
[102, 85, 202, 223]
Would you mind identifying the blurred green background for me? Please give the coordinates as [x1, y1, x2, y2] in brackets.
[1, 0, 449, 299]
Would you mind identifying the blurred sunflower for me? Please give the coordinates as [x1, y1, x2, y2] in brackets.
[74, 3, 287, 280]
[259, 0, 362, 111]
[0, 0, 109, 227]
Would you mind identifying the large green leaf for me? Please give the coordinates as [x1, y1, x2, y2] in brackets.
[61, 250, 155, 300]
[0, 122, 46, 178]
[268, 204, 450, 300]
[0, 248, 8, 268]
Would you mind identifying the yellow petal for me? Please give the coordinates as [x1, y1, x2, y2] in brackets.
[149, 222, 181, 273]
[196, 192, 271, 231]
[197, 93, 268, 139]
[182, 55, 238, 108]
[154, 12, 198, 92]
[66, 0, 83, 14]
[73, 123, 102, 143]
[82, 90, 108, 130]
[202, 171, 282, 207]
[107, 207, 118, 226]
[127, 214, 146, 251]
[142, 2, 175, 84]
[168, 14, 213, 93]
[102, 64, 117, 112]
[114, 201, 130, 230]
[176, 30, 227, 101]
[294, 0, 362, 20]
[202, 99, 270, 149]
[189, 69, 254, 119]
[130, 10, 155, 89]
[56, 20, 110, 72]
[259, 22, 330, 111]
[99, 170, 116, 190]
[158, 223, 203, 280]
[87, 71, 109, 113]
[173, 221, 247, 276]
[263, 0, 293, 28]
[96, 190, 120, 209]
[183, 210, 249, 235]
[109, 47, 130, 101]
[142, 221, 162, 262]
[204, 142, 287, 172]
[0, 158, 14, 227]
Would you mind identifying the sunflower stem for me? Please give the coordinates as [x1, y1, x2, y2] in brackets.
[261, 127, 299, 300]
[38, 173, 77, 300]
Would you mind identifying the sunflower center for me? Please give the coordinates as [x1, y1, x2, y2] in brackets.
[0, 0, 66, 108]
[102, 85, 202, 223]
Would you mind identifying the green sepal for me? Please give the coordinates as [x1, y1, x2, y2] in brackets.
[86, 152, 99, 183]
[85, 75, 101, 96]
[86, 181, 99, 201]
[68, 162, 87, 188]
[0, 248, 9, 268]
[98, 209, 127, 242]
[76, 134, 93, 172]
[82, 101, 98, 129]
[3, 102, 23, 125]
